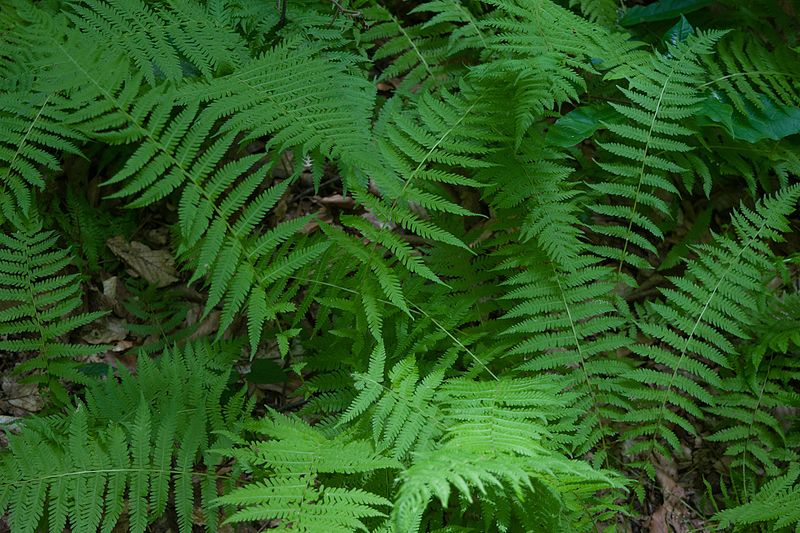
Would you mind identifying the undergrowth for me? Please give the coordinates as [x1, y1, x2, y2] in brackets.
[0, 0, 799, 531]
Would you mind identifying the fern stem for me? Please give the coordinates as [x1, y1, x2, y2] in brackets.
[0, 466, 237, 486]
[2, 94, 51, 214]
[393, 14, 437, 83]
[390, 96, 481, 210]
[451, 0, 486, 48]
[699, 70, 795, 88]
[551, 264, 609, 465]
[741, 353, 774, 501]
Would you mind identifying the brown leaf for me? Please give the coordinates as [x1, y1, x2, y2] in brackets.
[107, 236, 179, 287]
[1, 377, 43, 415]
[186, 304, 220, 341]
[649, 455, 690, 533]
[81, 317, 128, 344]
[315, 194, 354, 209]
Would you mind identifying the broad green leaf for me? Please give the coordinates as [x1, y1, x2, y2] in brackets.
[698, 94, 800, 143]
[663, 15, 694, 46]
[621, 0, 712, 25]
[247, 358, 288, 384]
[547, 105, 617, 147]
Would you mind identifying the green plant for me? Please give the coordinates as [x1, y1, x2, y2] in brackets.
[1, 0, 799, 531]
[0, 341, 251, 533]
[0, 223, 106, 400]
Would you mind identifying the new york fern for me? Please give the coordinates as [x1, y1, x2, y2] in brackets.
[1, 0, 800, 531]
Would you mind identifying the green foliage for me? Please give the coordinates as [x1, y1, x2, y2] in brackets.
[708, 292, 800, 480]
[0, 224, 105, 398]
[0, 341, 251, 533]
[621, 185, 800, 472]
[0, 92, 83, 220]
[1, 0, 800, 531]
[589, 30, 725, 274]
[714, 464, 800, 531]
[222, 378, 623, 532]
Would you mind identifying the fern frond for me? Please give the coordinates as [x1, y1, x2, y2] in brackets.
[0, 92, 84, 220]
[706, 292, 800, 480]
[0, 225, 105, 395]
[588, 30, 725, 275]
[0, 341, 250, 533]
[437, 376, 568, 454]
[51, 38, 343, 351]
[217, 411, 398, 531]
[702, 32, 800, 116]
[393, 429, 622, 532]
[714, 463, 800, 531]
[219, 476, 392, 532]
[411, 0, 487, 56]
[361, 5, 458, 94]
[67, 0, 249, 84]
[569, 0, 617, 25]
[474, 0, 638, 142]
[180, 38, 376, 165]
[340, 353, 446, 460]
[479, 136, 585, 268]
[497, 250, 632, 461]
[365, 88, 493, 265]
[122, 281, 199, 354]
[621, 184, 800, 468]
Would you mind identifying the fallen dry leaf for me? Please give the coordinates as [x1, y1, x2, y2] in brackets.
[107, 236, 179, 287]
[81, 317, 128, 344]
[0, 415, 20, 433]
[186, 305, 220, 341]
[649, 455, 690, 533]
[315, 194, 354, 209]
[1, 377, 43, 415]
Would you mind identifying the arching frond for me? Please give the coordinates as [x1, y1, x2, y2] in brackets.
[622, 185, 800, 471]
[588, 30, 725, 276]
[0, 225, 105, 397]
[0, 342, 250, 533]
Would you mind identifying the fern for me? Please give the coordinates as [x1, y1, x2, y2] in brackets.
[47, 183, 137, 272]
[0, 341, 251, 533]
[714, 463, 800, 531]
[588, 30, 725, 277]
[702, 32, 800, 117]
[340, 346, 447, 460]
[368, 88, 493, 250]
[3, 0, 800, 530]
[474, 0, 638, 143]
[122, 281, 201, 354]
[569, 0, 618, 25]
[361, 4, 459, 94]
[478, 133, 586, 268]
[0, 91, 84, 221]
[706, 292, 800, 482]
[391, 376, 623, 531]
[621, 185, 800, 471]
[498, 250, 632, 463]
[216, 410, 398, 531]
[67, 0, 249, 84]
[0, 224, 105, 399]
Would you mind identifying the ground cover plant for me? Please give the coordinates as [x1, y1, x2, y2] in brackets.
[0, 0, 799, 530]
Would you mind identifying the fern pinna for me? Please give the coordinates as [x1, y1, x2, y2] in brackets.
[1, 0, 800, 531]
